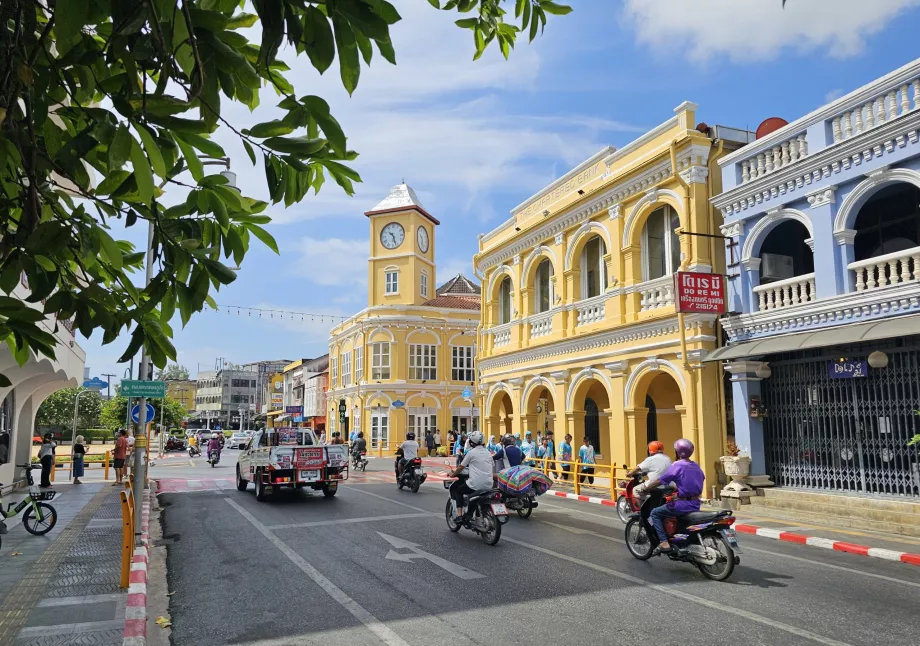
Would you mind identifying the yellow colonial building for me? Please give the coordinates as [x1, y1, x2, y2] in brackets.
[475, 102, 752, 486]
[165, 379, 197, 413]
[326, 184, 480, 454]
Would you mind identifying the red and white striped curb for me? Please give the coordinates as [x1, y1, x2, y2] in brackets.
[124, 488, 151, 646]
[547, 490, 618, 507]
[733, 524, 920, 567]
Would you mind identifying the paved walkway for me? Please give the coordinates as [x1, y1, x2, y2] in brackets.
[0, 483, 127, 646]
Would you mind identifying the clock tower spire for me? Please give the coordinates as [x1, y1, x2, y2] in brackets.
[365, 183, 438, 308]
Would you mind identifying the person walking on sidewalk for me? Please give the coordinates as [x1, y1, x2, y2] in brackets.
[72, 435, 88, 485]
[113, 429, 128, 486]
[579, 437, 596, 484]
[433, 429, 442, 454]
[425, 430, 435, 457]
[38, 433, 56, 488]
[559, 434, 573, 481]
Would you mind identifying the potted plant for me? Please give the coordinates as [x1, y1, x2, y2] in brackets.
[720, 441, 752, 478]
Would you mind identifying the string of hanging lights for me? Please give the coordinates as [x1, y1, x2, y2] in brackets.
[216, 305, 350, 324]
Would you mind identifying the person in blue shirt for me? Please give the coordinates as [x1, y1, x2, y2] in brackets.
[578, 437, 596, 484]
[544, 431, 556, 478]
[521, 431, 537, 466]
[492, 434, 524, 471]
[486, 436, 499, 455]
[558, 434, 573, 481]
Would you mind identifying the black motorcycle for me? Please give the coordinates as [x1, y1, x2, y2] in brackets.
[499, 489, 538, 519]
[352, 450, 368, 472]
[396, 457, 426, 493]
[208, 448, 221, 467]
[624, 486, 741, 581]
[443, 479, 507, 546]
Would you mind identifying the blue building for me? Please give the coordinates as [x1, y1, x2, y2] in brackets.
[709, 58, 920, 498]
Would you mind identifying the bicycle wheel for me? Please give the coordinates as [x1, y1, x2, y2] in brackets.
[23, 502, 57, 535]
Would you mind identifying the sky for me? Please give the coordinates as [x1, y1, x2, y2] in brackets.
[83, 0, 920, 384]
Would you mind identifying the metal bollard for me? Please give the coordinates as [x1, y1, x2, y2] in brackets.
[105, 451, 110, 481]
[119, 489, 134, 589]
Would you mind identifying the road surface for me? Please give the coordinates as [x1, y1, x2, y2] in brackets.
[152, 453, 920, 646]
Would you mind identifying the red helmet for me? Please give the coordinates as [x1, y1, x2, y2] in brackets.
[647, 441, 664, 455]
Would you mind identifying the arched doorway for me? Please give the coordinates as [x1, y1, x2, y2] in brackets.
[584, 398, 600, 452]
[523, 380, 555, 439]
[569, 374, 611, 457]
[488, 388, 514, 439]
[645, 394, 657, 444]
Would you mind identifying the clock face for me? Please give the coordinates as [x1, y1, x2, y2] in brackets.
[380, 222, 405, 249]
[417, 226, 429, 253]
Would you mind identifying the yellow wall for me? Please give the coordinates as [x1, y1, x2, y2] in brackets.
[368, 209, 437, 307]
[166, 380, 196, 413]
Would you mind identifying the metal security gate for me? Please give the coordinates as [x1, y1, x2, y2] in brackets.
[762, 338, 920, 497]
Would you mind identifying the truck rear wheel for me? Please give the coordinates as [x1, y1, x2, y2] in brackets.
[236, 465, 248, 491]
[255, 470, 269, 502]
[322, 484, 337, 498]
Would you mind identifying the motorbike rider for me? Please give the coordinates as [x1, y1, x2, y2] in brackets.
[630, 441, 673, 501]
[206, 432, 222, 463]
[396, 432, 419, 478]
[352, 431, 367, 461]
[641, 438, 705, 554]
[492, 434, 524, 471]
[445, 431, 493, 523]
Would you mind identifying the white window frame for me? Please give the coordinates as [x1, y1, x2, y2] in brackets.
[385, 266, 399, 295]
[408, 407, 437, 437]
[331, 357, 338, 387]
[371, 342, 391, 380]
[408, 344, 437, 381]
[355, 346, 364, 382]
[534, 258, 553, 313]
[451, 345, 474, 382]
[498, 276, 512, 324]
[420, 270, 428, 298]
[342, 351, 352, 386]
[641, 205, 681, 281]
[580, 235, 608, 299]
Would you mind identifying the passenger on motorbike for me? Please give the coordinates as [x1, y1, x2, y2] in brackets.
[492, 434, 524, 471]
[445, 431, 493, 523]
[630, 441, 672, 501]
[641, 438, 705, 553]
[397, 432, 419, 477]
[206, 433, 222, 462]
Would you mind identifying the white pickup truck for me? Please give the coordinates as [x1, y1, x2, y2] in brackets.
[235, 428, 349, 501]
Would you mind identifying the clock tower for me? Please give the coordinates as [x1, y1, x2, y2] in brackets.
[365, 183, 438, 308]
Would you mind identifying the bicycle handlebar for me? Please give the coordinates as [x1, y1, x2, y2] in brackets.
[16, 464, 36, 470]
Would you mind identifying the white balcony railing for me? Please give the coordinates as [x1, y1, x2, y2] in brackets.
[849, 246, 920, 292]
[639, 276, 675, 311]
[488, 321, 513, 348]
[575, 294, 606, 326]
[740, 132, 808, 184]
[529, 311, 553, 338]
[753, 273, 816, 311]
[831, 78, 920, 144]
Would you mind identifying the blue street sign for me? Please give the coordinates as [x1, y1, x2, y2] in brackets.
[83, 377, 108, 391]
[829, 360, 868, 379]
[461, 386, 473, 400]
[131, 403, 156, 424]
[215, 425, 222, 431]
[391, 400, 405, 409]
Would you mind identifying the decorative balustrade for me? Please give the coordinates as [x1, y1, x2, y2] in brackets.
[831, 78, 920, 144]
[529, 311, 553, 338]
[849, 246, 920, 292]
[575, 294, 606, 327]
[740, 132, 808, 184]
[752, 273, 816, 311]
[638, 276, 675, 311]
[492, 326, 511, 347]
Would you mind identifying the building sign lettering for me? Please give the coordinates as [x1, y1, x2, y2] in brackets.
[515, 161, 605, 219]
[828, 360, 868, 379]
[674, 272, 726, 314]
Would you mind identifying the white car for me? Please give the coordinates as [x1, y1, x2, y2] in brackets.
[228, 432, 250, 449]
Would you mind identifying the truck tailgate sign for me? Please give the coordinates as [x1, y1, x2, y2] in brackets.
[295, 447, 324, 469]
[674, 272, 726, 314]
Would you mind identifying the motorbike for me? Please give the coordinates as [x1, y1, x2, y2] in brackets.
[624, 486, 741, 581]
[351, 450, 368, 472]
[499, 489, 538, 519]
[397, 457, 427, 493]
[616, 472, 643, 523]
[443, 478, 507, 546]
[165, 436, 186, 452]
[188, 444, 201, 457]
[208, 448, 221, 467]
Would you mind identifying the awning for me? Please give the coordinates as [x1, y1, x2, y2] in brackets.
[706, 313, 920, 362]
[265, 410, 285, 417]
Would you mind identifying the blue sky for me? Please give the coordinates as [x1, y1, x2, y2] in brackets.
[84, 0, 920, 383]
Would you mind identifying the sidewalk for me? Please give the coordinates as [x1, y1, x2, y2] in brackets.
[0, 483, 128, 646]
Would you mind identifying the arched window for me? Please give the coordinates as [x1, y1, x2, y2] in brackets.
[853, 183, 920, 261]
[579, 235, 608, 299]
[642, 206, 680, 280]
[534, 259, 553, 313]
[498, 276, 512, 324]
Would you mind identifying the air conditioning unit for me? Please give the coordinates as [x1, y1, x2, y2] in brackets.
[761, 253, 794, 281]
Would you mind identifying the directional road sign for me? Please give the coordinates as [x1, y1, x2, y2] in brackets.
[131, 403, 156, 424]
[83, 377, 108, 391]
[121, 380, 166, 398]
[461, 386, 473, 400]
[378, 532, 484, 580]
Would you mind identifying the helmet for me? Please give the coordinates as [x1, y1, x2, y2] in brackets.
[648, 440, 664, 455]
[502, 434, 515, 446]
[406, 432, 415, 440]
[674, 438, 695, 460]
[211, 433, 218, 439]
[468, 431, 484, 446]
[357, 431, 364, 438]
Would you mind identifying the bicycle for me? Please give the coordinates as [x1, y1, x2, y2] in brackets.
[0, 464, 59, 546]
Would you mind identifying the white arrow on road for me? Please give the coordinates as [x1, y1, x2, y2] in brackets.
[377, 532, 485, 580]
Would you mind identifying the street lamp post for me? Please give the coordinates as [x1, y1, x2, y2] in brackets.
[70, 379, 106, 479]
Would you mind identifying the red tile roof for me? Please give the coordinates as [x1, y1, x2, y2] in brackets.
[421, 295, 481, 310]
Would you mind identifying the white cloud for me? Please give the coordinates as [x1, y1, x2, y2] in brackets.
[295, 237, 368, 287]
[622, 0, 920, 61]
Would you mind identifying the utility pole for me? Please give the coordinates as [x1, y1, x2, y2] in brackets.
[132, 223, 154, 539]
[101, 373, 116, 400]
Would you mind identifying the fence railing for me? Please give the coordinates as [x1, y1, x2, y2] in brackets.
[753, 272, 816, 311]
[522, 455, 630, 500]
[49, 451, 113, 481]
[849, 245, 920, 292]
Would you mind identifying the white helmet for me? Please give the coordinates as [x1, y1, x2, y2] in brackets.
[468, 430, 484, 447]
[211, 432, 218, 439]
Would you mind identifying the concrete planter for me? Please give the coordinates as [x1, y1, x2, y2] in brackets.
[720, 455, 753, 502]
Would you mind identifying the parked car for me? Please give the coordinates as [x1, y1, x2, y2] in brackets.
[228, 432, 250, 450]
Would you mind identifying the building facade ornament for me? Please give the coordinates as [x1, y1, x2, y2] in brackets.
[806, 185, 837, 208]
[720, 221, 742, 237]
[679, 165, 709, 185]
[834, 229, 857, 245]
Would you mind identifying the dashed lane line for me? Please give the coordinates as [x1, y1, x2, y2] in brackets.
[265, 513, 432, 531]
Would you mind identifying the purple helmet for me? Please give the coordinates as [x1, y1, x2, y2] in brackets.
[674, 439, 695, 460]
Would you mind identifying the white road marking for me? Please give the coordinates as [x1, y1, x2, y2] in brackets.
[345, 487, 430, 513]
[226, 498, 408, 646]
[378, 532, 485, 580]
[504, 536, 852, 646]
[266, 513, 431, 530]
[744, 545, 920, 589]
